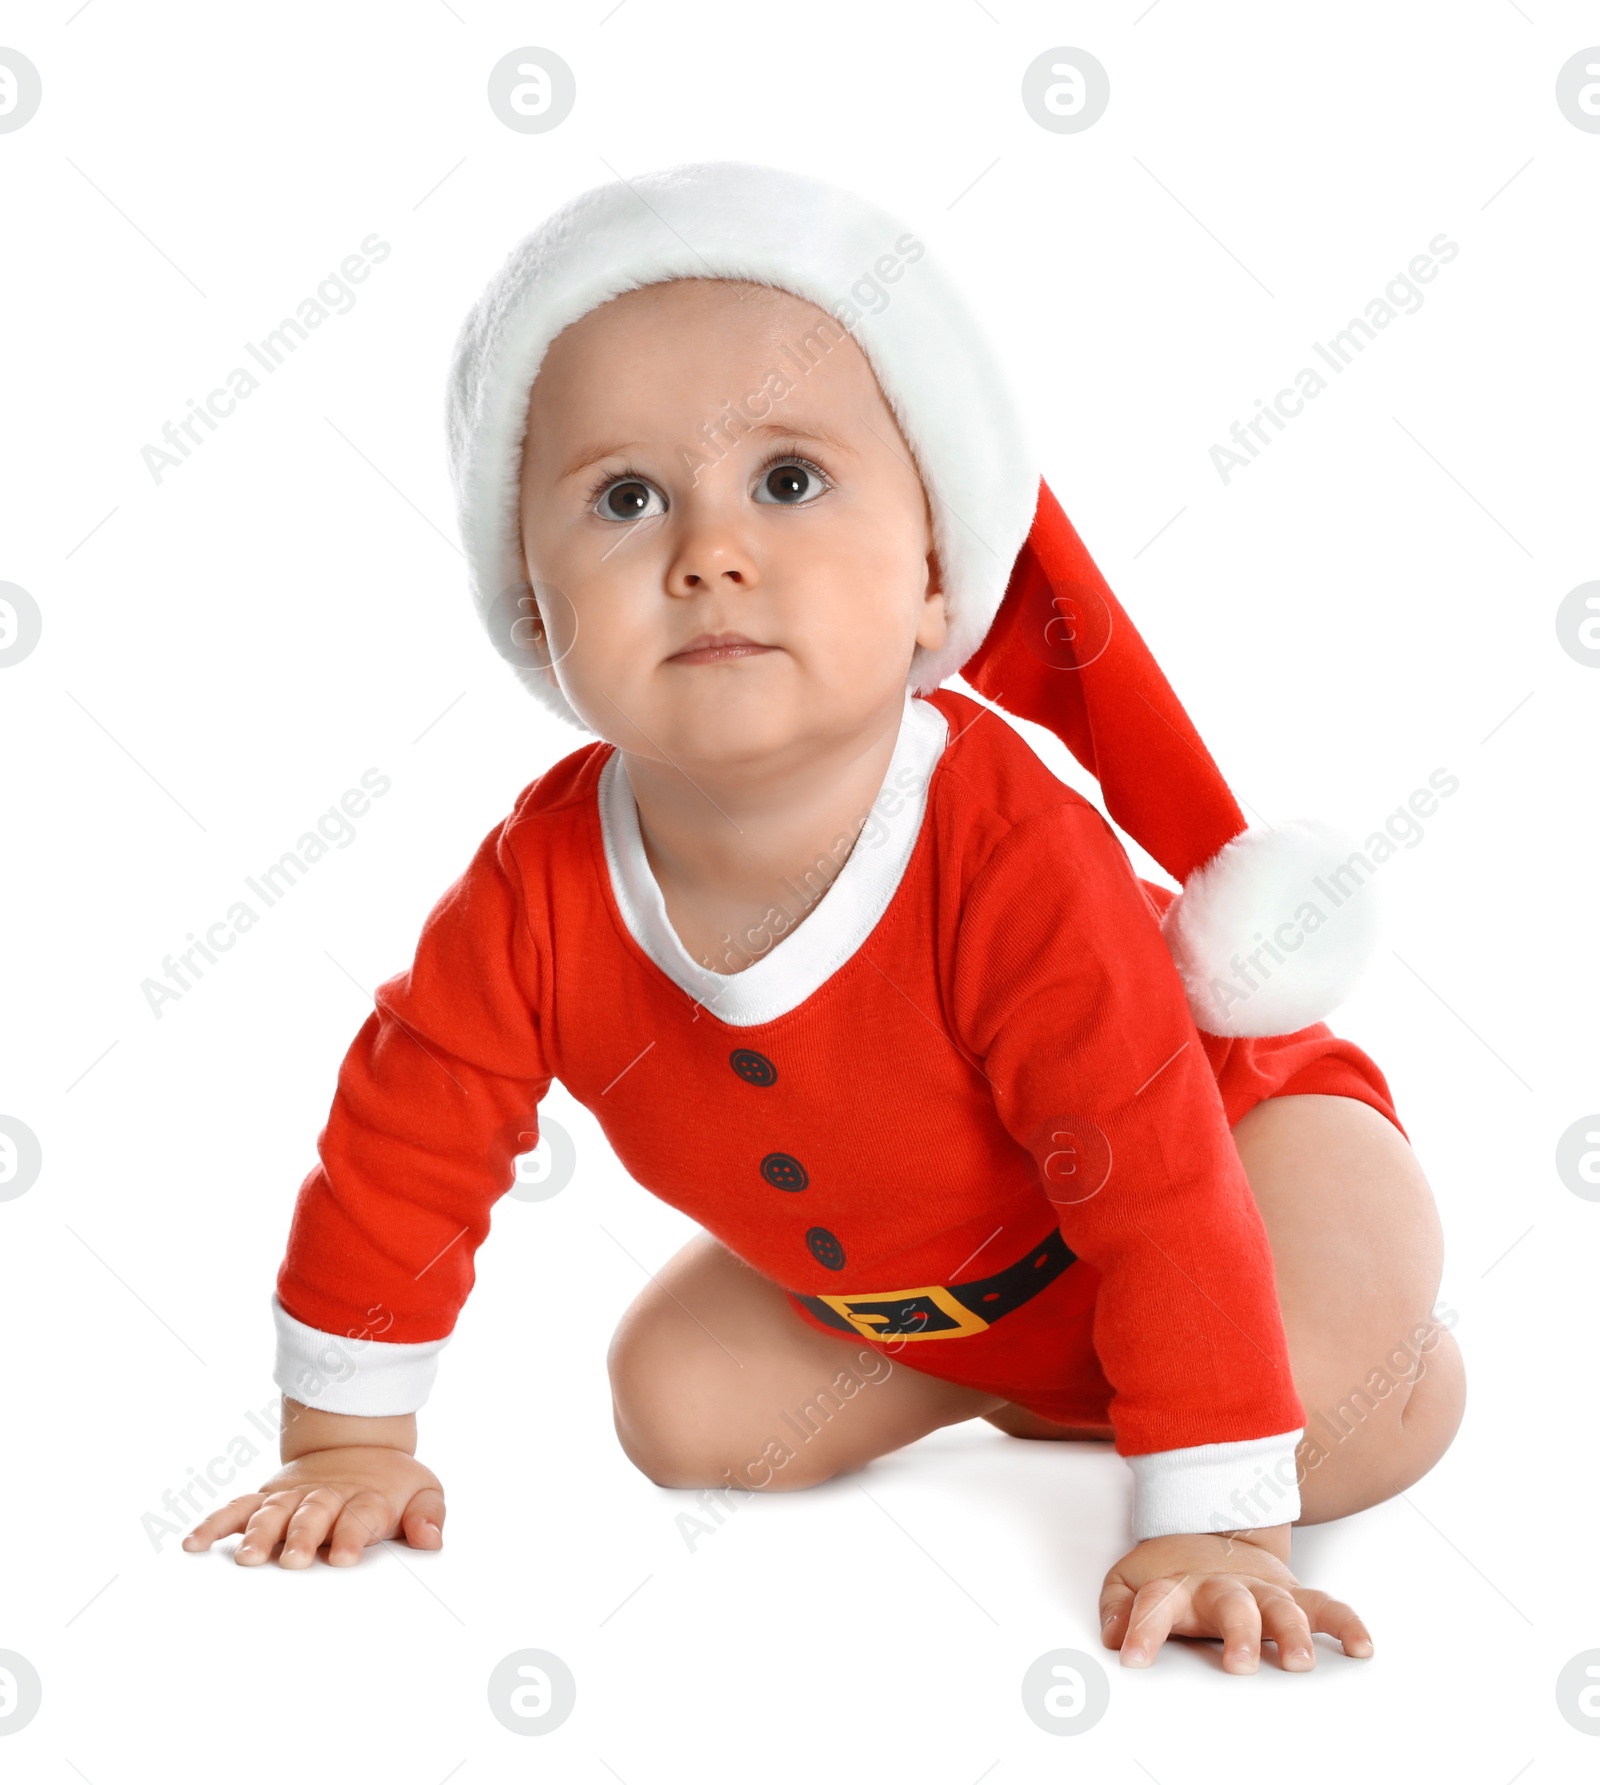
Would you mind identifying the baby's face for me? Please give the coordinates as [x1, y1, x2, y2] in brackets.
[517, 277, 946, 766]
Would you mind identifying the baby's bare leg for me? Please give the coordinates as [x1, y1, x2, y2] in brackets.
[1229, 1092, 1467, 1526]
[606, 1231, 1006, 1490]
[982, 1403, 1114, 1441]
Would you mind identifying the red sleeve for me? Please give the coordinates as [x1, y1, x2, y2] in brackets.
[274, 805, 553, 1350]
[951, 798, 1306, 1462]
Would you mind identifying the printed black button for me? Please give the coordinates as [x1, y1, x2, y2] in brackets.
[760, 1152, 809, 1192]
[807, 1227, 846, 1271]
[729, 1048, 777, 1086]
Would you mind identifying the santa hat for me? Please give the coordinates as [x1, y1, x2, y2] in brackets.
[445, 159, 1377, 1038]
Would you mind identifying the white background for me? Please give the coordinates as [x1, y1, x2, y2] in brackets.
[1, 1, 1595, 1776]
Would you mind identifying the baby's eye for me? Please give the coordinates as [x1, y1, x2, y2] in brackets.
[591, 477, 667, 522]
[753, 458, 830, 506]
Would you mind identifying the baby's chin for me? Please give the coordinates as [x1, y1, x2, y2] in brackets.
[582, 660, 866, 766]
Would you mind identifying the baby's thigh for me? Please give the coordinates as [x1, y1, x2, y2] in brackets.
[605, 1231, 1004, 1490]
[1231, 1091, 1444, 1328]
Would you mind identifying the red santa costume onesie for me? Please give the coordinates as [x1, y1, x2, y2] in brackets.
[271, 163, 1402, 1542]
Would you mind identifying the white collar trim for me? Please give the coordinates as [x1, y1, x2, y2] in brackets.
[597, 693, 949, 1026]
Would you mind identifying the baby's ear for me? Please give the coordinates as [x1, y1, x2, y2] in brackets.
[917, 549, 951, 653]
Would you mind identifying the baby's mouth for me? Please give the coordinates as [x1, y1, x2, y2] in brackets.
[667, 631, 778, 665]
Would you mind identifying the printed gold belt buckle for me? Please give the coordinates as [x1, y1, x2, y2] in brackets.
[814, 1280, 991, 1342]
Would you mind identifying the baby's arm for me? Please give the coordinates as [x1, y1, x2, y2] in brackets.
[182, 1398, 445, 1567]
[953, 798, 1369, 1667]
[953, 800, 1306, 1481]
[185, 794, 552, 1568]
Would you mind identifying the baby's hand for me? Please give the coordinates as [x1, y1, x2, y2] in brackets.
[181, 1445, 446, 1568]
[1099, 1528, 1373, 1673]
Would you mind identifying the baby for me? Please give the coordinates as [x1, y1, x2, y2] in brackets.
[183, 163, 1464, 1675]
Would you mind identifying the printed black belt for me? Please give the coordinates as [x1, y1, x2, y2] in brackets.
[789, 1226, 1076, 1342]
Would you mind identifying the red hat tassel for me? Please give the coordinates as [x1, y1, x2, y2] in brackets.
[961, 478, 1379, 1038]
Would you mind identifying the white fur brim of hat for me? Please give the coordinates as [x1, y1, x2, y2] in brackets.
[444, 158, 1039, 733]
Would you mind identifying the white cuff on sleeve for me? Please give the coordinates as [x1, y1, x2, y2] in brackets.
[1126, 1428, 1304, 1541]
[271, 1292, 450, 1416]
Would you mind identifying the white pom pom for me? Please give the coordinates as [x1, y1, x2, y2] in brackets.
[1160, 820, 1381, 1038]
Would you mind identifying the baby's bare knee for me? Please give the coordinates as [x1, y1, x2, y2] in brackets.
[607, 1318, 709, 1485]
[605, 1314, 770, 1489]
[1398, 1322, 1466, 1452]
[1295, 1318, 1465, 1522]
[605, 1318, 852, 1492]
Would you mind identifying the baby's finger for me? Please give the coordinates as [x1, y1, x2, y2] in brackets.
[326, 1492, 392, 1566]
[1193, 1579, 1263, 1674]
[1098, 1580, 1136, 1649]
[1255, 1586, 1316, 1671]
[278, 1488, 346, 1569]
[400, 1486, 447, 1551]
[1295, 1588, 1375, 1659]
[181, 1495, 265, 1552]
[1118, 1576, 1191, 1667]
[234, 1495, 296, 1566]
